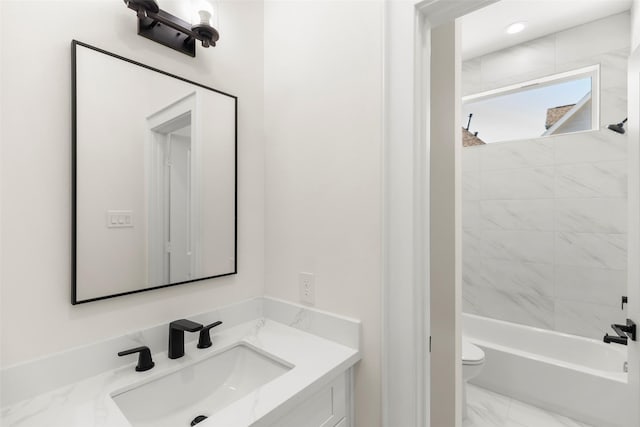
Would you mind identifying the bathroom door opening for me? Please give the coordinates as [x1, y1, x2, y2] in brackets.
[384, 2, 640, 426]
[457, 4, 640, 427]
[148, 114, 194, 286]
[146, 92, 200, 288]
[166, 124, 192, 283]
[383, 2, 497, 426]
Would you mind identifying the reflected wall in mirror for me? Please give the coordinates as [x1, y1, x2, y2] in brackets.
[72, 40, 237, 304]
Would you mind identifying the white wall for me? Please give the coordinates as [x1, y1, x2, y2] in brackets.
[0, 0, 265, 366]
[461, 13, 630, 340]
[632, 0, 640, 52]
[263, 2, 383, 426]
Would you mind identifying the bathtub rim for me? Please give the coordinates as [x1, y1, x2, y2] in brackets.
[463, 313, 628, 383]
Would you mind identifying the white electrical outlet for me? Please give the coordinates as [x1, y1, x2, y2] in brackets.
[299, 272, 315, 305]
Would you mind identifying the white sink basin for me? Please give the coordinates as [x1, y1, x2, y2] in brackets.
[111, 343, 292, 427]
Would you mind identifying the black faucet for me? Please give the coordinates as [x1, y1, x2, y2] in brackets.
[168, 319, 203, 359]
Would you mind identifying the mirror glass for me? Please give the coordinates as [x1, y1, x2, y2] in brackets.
[72, 41, 236, 304]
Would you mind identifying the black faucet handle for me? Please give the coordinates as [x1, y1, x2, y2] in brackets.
[118, 346, 155, 372]
[612, 319, 637, 341]
[170, 319, 204, 332]
[198, 321, 223, 349]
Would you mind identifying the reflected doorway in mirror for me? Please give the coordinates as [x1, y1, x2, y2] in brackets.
[71, 40, 237, 304]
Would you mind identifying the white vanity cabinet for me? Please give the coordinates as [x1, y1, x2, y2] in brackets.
[270, 371, 351, 427]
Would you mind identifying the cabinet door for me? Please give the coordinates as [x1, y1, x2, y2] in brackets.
[271, 374, 346, 427]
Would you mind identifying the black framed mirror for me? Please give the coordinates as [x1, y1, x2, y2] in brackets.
[72, 40, 237, 304]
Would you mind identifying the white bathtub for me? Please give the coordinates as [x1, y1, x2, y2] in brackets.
[463, 313, 628, 427]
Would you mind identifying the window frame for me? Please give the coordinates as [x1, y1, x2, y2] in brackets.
[461, 64, 600, 143]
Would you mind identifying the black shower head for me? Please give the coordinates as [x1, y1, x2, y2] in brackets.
[608, 118, 627, 134]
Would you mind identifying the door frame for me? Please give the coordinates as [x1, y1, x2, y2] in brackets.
[146, 92, 201, 287]
[382, 1, 498, 426]
[384, 2, 640, 427]
[625, 43, 640, 427]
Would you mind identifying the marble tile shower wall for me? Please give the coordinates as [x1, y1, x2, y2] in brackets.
[461, 12, 630, 340]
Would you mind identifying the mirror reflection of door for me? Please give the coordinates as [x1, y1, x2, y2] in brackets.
[167, 124, 192, 283]
[146, 93, 199, 288]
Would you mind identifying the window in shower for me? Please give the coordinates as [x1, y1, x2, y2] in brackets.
[462, 65, 600, 145]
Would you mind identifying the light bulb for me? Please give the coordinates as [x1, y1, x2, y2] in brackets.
[191, 0, 217, 28]
[197, 9, 212, 26]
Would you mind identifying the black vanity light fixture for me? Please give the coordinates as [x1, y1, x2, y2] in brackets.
[123, 0, 219, 57]
[608, 117, 628, 134]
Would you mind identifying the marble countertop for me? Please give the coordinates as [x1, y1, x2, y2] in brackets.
[1, 318, 360, 427]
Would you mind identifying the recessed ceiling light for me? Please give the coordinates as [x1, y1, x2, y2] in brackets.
[505, 21, 527, 35]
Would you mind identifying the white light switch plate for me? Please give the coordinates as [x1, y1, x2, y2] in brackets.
[107, 210, 134, 228]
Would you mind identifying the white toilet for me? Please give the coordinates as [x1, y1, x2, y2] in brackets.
[462, 338, 485, 418]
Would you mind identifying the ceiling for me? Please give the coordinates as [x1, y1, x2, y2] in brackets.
[460, 0, 633, 60]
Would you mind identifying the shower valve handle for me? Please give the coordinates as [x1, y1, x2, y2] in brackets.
[611, 319, 636, 342]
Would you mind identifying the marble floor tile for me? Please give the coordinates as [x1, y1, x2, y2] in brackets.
[464, 384, 593, 427]
[464, 385, 510, 427]
[507, 399, 591, 427]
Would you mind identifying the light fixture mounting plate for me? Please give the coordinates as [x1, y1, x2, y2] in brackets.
[137, 11, 196, 57]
